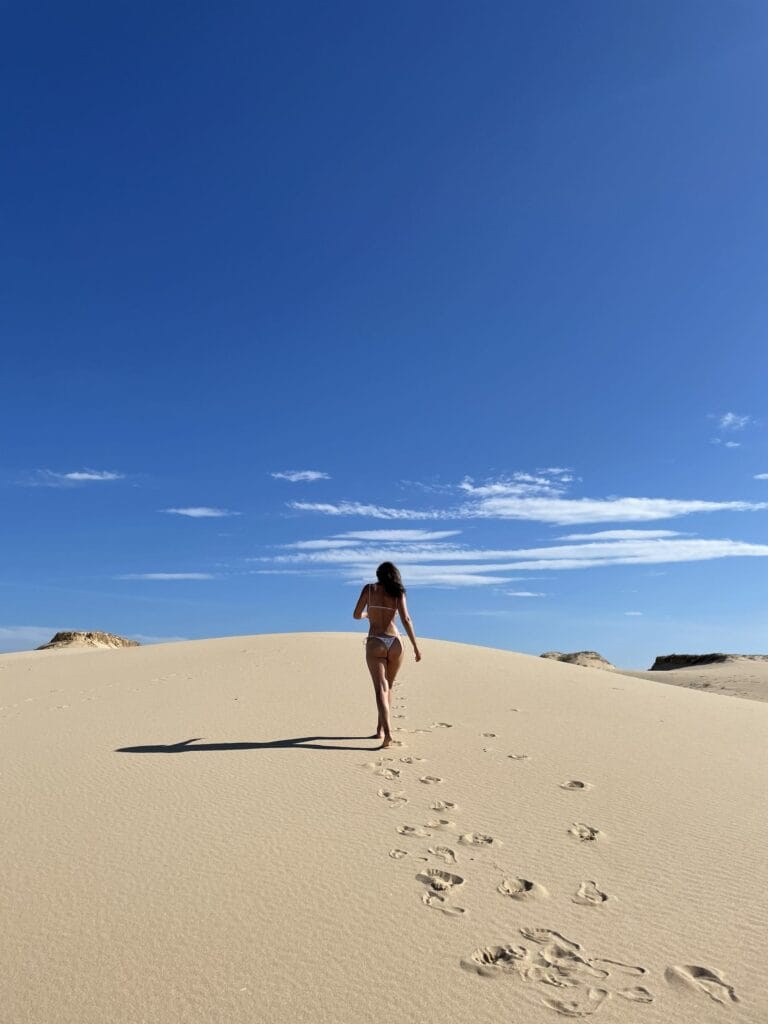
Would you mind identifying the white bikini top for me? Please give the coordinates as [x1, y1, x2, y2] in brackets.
[368, 583, 398, 613]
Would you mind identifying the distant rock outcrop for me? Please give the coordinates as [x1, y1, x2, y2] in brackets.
[37, 631, 139, 651]
[540, 651, 615, 671]
[650, 653, 768, 671]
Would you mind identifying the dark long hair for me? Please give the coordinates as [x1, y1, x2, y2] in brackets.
[376, 561, 405, 598]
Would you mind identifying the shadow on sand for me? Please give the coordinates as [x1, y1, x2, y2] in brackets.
[116, 736, 380, 754]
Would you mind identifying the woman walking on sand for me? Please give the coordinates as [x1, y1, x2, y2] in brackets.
[353, 562, 421, 748]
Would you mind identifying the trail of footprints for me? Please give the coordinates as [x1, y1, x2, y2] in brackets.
[363, 687, 740, 1015]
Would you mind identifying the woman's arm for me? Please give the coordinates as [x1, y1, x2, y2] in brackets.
[397, 594, 421, 661]
[352, 585, 369, 620]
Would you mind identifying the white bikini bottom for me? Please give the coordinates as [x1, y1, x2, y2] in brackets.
[367, 634, 399, 650]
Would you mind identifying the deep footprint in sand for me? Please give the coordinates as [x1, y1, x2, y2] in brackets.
[498, 876, 548, 900]
[389, 849, 408, 859]
[508, 753, 530, 760]
[573, 880, 609, 906]
[399, 756, 425, 764]
[482, 732, 496, 737]
[430, 799, 457, 811]
[568, 822, 603, 842]
[665, 965, 739, 1004]
[421, 891, 466, 915]
[459, 832, 496, 846]
[617, 986, 654, 1002]
[419, 775, 443, 785]
[560, 780, 591, 791]
[425, 818, 455, 830]
[428, 845, 457, 864]
[432, 722, 453, 728]
[417, 867, 465, 892]
[377, 788, 408, 807]
[397, 824, 433, 838]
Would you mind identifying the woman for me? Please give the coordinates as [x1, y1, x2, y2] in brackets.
[353, 562, 421, 748]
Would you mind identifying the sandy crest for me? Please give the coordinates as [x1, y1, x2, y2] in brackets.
[1, 633, 766, 1024]
[623, 660, 768, 702]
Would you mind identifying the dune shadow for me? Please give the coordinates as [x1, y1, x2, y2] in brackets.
[116, 735, 378, 753]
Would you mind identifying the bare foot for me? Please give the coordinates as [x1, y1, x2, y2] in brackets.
[381, 736, 394, 748]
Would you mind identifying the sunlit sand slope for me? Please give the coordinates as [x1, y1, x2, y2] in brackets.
[1, 633, 766, 1024]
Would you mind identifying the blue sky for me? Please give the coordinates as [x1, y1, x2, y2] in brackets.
[3, 2, 768, 666]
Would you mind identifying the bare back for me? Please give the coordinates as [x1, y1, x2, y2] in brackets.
[366, 582, 399, 636]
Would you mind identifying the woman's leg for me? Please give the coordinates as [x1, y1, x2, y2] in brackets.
[385, 637, 404, 688]
[366, 641, 393, 746]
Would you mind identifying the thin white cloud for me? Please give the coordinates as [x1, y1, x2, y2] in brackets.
[117, 573, 216, 580]
[25, 469, 125, 487]
[284, 539, 363, 550]
[336, 529, 461, 541]
[289, 501, 444, 519]
[462, 495, 765, 524]
[267, 536, 768, 575]
[459, 472, 566, 498]
[162, 507, 240, 518]
[504, 591, 546, 597]
[719, 412, 751, 430]
[272, 470, 330, 482]
[291, 494, 766, 525]
[559, 529, 684, 540]
[624, 611, 643, 616]
[754, 473, 768, 480]
[0, 625, 57, 651]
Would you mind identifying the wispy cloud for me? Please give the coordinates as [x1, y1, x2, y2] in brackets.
[754, 473, 768, 480]
[711, 438, 741, 448]
[336, 529, 461, 541]
[719, 412, 751, 431]
[0, 625, 57, 651]
[624, 611, 643, 616]
[272, 470, 330, 482]
[162, 507, 240, 518]
[24, 469, 125, 487]
[292, 495, 766, 525]
[505, 591, 546, 597]
[263, 536, 768, 582]
[117, 573, 216, 580]
[559, 529, 684, 540]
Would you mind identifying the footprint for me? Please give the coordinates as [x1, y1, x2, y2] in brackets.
[425, 818, 455, 830]
[593, 959, 645, 977]
[389, 849, 408, 859]
[463, 945, 528, 976]
[573, 880, 609, 906]
[498, 877, 548, 900]
[482, 732, 496, 737]
[542, 989, 609, 1017]
[430, 800, 457, 811]
[416, 867, 465, 892]
[432, 722, 453, 728]
[508, 753, 530, 760]
[560, 780, 591, 791]
[399, 756, 424, 764]
[459, 832, 496, 846]
[377, 788, 408, 806]
[428, 845, 457, 864]
[568, 823, 603, 842]
[419, 775, 443, 785]
[520, 928, 581, 951]
[665, 965, 739, 1004]
[617, 986, 654, 1002]
[421, 892, 466, 915]
[397, 824, 432, 838]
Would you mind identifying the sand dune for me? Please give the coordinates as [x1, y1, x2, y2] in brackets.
[623, 659, 768, 703]
[1, 633, 765, 1023]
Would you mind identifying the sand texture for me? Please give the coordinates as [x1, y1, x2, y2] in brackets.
[1, 633, 766, 1023]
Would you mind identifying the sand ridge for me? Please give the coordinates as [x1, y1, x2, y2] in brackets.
[1, 633, 766, 1023]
